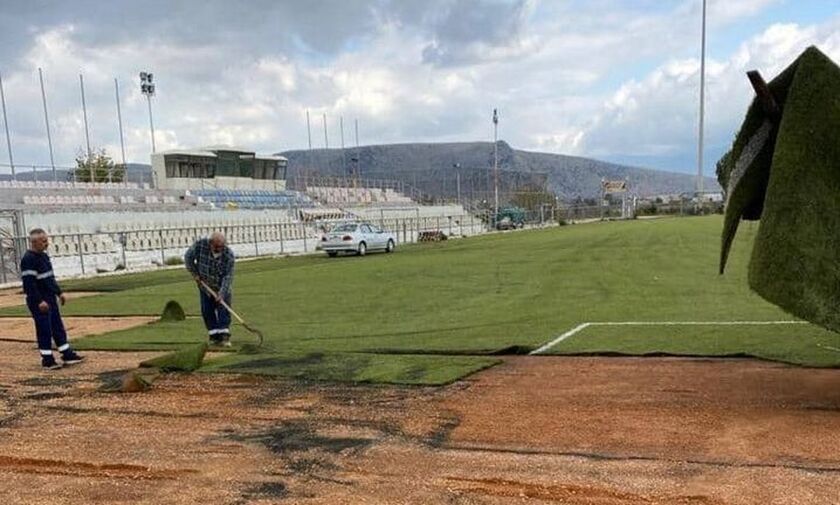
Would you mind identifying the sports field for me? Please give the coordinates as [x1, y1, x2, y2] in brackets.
[2, 215, 837, 383]
[3, 215, 840, 504]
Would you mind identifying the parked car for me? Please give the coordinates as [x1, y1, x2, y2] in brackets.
[320, 222, 397, 257]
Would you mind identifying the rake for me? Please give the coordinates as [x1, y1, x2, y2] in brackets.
[198, 280, 264, 348]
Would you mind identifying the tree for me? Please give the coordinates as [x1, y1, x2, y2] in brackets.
[73, 148, 124, 183]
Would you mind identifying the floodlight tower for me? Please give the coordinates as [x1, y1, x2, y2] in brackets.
[696, 0, 707, 196]
[140, 72, 156, 153]
[492, 108, 499, 217]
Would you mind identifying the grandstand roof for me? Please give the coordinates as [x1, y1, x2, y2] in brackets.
[157, 149, 218, 158]
[199, 145, 252, 153]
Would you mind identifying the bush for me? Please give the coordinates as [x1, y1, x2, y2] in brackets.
[164, 256, 184, 266]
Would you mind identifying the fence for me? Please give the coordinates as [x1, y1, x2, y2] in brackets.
[0, 213, 490, 283]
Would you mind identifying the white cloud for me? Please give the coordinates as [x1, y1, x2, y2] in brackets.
[0, 0, 836, 177]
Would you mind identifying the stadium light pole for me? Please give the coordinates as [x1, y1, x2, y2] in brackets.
[305, 109, 313, 188]
[38, 68, 56, 180]
[696, 0, 707, 196]
[0, 72, 15, 179]
[79, 74, 93, 181]
[340, 115, 347, 182]
[454, 162, 461, 205]
[140, 72, 156, 154]
[322, 113, 329, 149]
[114, 78, 127, 184]
[493, 108, 499, 217]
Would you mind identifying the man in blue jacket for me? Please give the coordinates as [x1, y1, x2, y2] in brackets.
[20, 228, 85, 369]
[184, 232, 235, 346]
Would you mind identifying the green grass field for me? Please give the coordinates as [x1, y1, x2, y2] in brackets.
[4, 215, 838, 383]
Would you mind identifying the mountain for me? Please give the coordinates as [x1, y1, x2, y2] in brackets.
[278, 141, 719, 201]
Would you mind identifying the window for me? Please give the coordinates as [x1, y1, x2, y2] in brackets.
[360, 224, 372, 233]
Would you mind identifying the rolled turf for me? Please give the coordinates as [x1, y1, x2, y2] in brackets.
[718, 46, 840, 333]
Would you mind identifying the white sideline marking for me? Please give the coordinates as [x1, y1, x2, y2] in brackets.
[529, 320, 807, 355]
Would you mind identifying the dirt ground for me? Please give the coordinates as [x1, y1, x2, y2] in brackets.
[1, 316, 157, 343]
[0, 340, 838, 504]
[0, 288, 100, 309]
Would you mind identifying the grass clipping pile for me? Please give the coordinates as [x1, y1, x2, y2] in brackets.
[718, 46, 840, 332]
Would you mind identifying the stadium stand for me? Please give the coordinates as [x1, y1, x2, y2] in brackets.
[190, 189, 315, 209]
[0, 179, 205, 211]
[306, 185, 414, 205]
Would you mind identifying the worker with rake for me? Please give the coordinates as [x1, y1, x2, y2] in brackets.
[185, 231, 235, 347]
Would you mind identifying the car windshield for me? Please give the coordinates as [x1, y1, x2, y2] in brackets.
[331, 224, 358, 232]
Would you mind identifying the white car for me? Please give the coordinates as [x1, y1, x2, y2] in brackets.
[320, 222, 397, 257]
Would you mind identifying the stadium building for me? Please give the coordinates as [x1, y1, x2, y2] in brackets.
[152, 146, 288, 191]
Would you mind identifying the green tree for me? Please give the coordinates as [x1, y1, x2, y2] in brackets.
[73, 148, 124, 183]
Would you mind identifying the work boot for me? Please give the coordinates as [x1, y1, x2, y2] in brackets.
[42, 355, 62, 370]
[61, 350, 85, 366]
[209, 335, 225, 347]
[220, 331, 232, 348]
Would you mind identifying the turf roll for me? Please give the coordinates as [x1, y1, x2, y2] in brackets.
[718, 46, 840, 332]
[160, 300, 186, 321]
[140, 343, 208, 372]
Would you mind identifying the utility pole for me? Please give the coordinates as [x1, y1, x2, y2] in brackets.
[38, 68, 56, 179]
[696, 0, 707, 196]
[0, 72, 15, 179]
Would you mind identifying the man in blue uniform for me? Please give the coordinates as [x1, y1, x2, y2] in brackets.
[20, 228, 84, 369]
[184, 231, 235, 346]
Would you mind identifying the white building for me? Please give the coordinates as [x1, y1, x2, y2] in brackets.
[151, 146, 287, 191]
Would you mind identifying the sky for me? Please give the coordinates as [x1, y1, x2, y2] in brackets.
[0, 0, 837, 175]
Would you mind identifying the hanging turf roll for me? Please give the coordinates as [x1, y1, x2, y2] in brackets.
[718, 46, 840, 332]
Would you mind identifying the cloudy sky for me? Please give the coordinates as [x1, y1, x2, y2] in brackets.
[0, 0, 837, 175]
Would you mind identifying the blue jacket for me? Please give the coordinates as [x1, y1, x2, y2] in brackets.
[184, 238, 235, 296]
[20, 250, 62, 304]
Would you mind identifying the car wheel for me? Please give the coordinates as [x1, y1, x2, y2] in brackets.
[357, 241, 366, 256]
[386, 239, 395, 253]
[327, 251, 338, 257]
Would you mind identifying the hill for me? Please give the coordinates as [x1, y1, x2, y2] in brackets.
[278, 141, 719, 200]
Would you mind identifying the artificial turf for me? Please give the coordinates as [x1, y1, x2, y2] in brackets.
[4, 215, 839, 383]
[717, 46, 840, 333]
[546, 323, 840, 367]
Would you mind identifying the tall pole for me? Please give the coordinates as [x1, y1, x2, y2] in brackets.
[322, 113, 329, 149]
[340, 115, 347, 180]
[140, 71, 156, 186]
[79, 74, 93, 181]
[493, 108, 499, 217]
[146, 94, 156, 153]
[38, 68, 56, 179]
[354, 118, 360, 184]
[114, 78, 127, 182]
[0, 72, 14, 179]
[305, 109, 312, 188]
[306, 109, 312, 149]
[696, 0, 706, 196]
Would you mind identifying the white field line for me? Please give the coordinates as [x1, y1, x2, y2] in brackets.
[529, 320, 808, 355]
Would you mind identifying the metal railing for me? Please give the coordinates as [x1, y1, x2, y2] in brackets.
[0, 213, 491, 283]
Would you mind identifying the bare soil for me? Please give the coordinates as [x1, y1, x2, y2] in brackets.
[0, 342, 838, 505]
[0, 316, 156, 342]
[0, 288, 100, 309]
